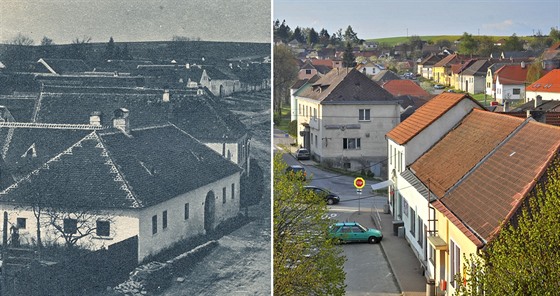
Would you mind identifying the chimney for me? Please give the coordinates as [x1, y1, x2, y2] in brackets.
[90, 111, 102, 126]
[535, 95, 542, 108]
[520, 61, 526, 69]
[162, 89, 170, 102]
[113, 108, 130, 134]
[503, 101, 509, 112]
[185, 63, 190, 69]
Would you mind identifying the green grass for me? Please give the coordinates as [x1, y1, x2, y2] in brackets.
[471, 93, 494, 106]
[275, 106, 291, 131]
[368, 35, 533, 47]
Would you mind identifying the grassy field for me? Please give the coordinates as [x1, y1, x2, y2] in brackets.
[368, 35, 532, 47]
[275, 106, 291, 131]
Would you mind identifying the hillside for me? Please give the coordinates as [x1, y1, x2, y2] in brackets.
[368, 35, 535, 47]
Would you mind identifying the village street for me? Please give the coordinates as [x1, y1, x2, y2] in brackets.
[157, 92, 272, 295]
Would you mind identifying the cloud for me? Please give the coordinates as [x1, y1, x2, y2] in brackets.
[483, 20, 515, 31]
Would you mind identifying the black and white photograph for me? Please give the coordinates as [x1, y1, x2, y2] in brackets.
[0, 1, 271, 295]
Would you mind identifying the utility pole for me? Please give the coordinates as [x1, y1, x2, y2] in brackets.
[2, 211, 8, 296]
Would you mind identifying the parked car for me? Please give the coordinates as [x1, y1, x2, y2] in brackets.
[303, 185, 340, 205]
[328, 222, 383, 244]
[286, 165, 307, 181]
[434, 84, 445, 89]
[295, 148, 310, 160]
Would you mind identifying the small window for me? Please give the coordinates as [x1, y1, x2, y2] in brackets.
[359, 109, 370, 121]
[96, 220, 110, 237]
[184, 203, 190, 220]
[152, 215, 158, 234]
[223, 187, 227, 204]
[16, 218, 27, 229]
[513, 88, 520, 95]
[305, 69, 312, 75]
[343, 138, 361, 150]
[231, 184, 235, 200]
[162, 211, 168, 229]
[64, 218, 77, 234]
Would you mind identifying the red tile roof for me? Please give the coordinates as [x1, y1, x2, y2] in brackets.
[495, 64, 529, 85]
[441, 120, 560, 243]
[386, 93, 482, 145]
[411, 109, 525, 197]
[310, 59, 335, 68]
[382, 80, 430, 98]
[432, 200, 484, 248]
[526, 69, 560, 93]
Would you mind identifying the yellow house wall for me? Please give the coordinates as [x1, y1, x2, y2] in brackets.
[433, 67, 446, 85]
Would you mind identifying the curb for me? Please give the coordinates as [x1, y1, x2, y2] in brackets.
[371, 212, 404, 296]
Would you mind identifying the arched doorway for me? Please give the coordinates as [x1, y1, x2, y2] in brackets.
[204, 191, 216, 233]
[219, 84, 224, 97]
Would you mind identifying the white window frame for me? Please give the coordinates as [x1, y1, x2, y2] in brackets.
[359, 109, 371, 121]
[343, 138, 361, 150]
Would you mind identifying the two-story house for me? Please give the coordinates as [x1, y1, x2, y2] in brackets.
[494, 63, 529, 104]
[295, 68, 399, 174]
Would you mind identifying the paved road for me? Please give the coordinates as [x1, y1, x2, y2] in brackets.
[279, 151, 400, 296]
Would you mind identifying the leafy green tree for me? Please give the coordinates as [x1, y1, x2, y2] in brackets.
[342, 42, 356, 67]
[273, 155, 346, 295]
[273, 44, 298, 115]
[456, 160, 560, 296]
[503, 33, 524, 51]
[409, 35, 424, 51]
[458, 32, 478, 56]
[274, 19, 292, 42]
[291, 27, 305, 43]
[436, 39, 452, 49]
[476, 36, 496, 56]
[319, 28, 330, 44]
[526, 58, 545, 83]
[307, 28, 319, 45]
[343, 25, 359, 44]
[550, 27, 560, 42]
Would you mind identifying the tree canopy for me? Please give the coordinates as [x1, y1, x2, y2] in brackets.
[273, 154, 346, 295]
[342, 42, 356, 67]
[273, 44, 298, 115]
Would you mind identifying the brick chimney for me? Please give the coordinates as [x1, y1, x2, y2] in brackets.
[90, 111, 102, 126]
[113, 108, 130, 134]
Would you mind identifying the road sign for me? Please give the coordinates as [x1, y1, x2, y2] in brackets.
[354, 177, 365, 189]
[356, 189, 362, 195]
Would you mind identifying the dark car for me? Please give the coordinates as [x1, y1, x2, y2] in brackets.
[328, 222, 383, 244]
[286, 165, 307, 181]
[304, 185, 340, 205]
[295, 148, 310, 160]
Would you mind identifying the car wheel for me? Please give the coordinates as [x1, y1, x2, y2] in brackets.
[368, 236, 380, 244]
[327, 198, 334, 205]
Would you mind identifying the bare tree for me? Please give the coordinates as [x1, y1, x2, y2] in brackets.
[44, 207, 113, 248]
[40, 36, 54, 46]
[8, 33, 34, 46]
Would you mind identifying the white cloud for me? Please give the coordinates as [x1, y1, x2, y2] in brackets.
[483, 20, 515, 31]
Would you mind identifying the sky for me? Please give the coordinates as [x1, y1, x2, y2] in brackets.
[0, 0, 271, 44]
[274, 0, 560, 39]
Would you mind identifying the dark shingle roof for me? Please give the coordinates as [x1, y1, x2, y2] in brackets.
[372, 70, 401, 83]
[0, 125, 241, 209]
[38, 58, 91, 74]
[297, 68, 395, 104]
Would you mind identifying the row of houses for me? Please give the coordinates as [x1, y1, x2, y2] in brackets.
[0, 58, 261, 263]
[385, 92, 560, 294]
[1, 57, 271, 97]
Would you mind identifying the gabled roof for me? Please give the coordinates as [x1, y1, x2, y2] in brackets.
[512, 99, 560, 112]
[382, 80, 430, 98]
[440, 120, 560, 243]
[297, 68, 395, 104]
[37, 58, 91, 75]
[433, 54, 458, 67]
[372, 70, 401, 83]
[411, 109, 525, 197]
[0, 125, 242, 210]
[386, 93, 483, 145]
[461, 60, 491, 76]
[526, 69, 560, 93]
[310, 59, 334, 68]
[495, 64, 529, 85]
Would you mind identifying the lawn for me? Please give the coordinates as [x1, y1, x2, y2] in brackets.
[275, 105, 292, 132]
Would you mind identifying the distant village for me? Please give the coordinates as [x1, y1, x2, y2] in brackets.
[0, 38, 270, 294]
[278, 22, 560, 295]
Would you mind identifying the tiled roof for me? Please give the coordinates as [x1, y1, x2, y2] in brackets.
[418, 54, 442, 66]
[372, 70, 401, 83]
[411, 109, 525, 197]
[511, 99, 560, 112]
[432, 200, 484, 248]
[297, 68, 395, 103]
[461, 60, 491, 76]
[441, 120, 560, 242]
[310, 59, 334, 68]
[0, 125, 242, 209]
[36, 89, 247, 142]
[38, 58, 91, 74]
[0, 125, 94, 184]
[386, 93, 482, 145]
[382, 80, 430, 98]
[0, 96, 37, 122]
[526, 69, 560, 93]
[495, 64, 529, 85]
[433, 54, 458, 67]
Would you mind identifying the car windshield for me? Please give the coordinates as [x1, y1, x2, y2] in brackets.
[356, 224, 368, 232]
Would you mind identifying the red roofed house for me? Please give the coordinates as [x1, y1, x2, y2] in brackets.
[385, 91, 560, 294]
[381, 80, 430, 99]
[526, 69, 560, 101]
[494, 63, 529, 104]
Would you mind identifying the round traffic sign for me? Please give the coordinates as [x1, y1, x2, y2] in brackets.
[354, 177, 365, 189]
